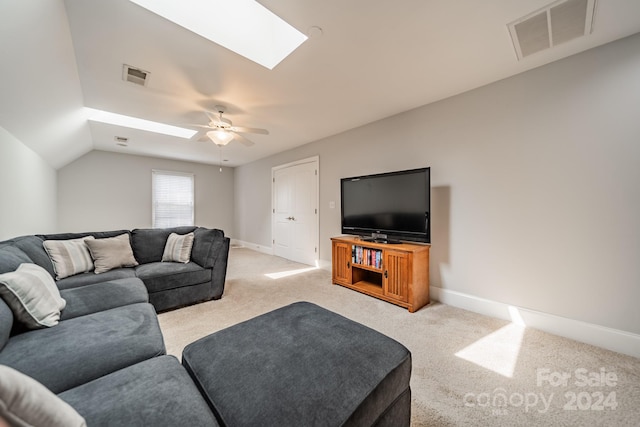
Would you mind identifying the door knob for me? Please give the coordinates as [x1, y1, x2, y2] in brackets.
[287, 216, 295, 221]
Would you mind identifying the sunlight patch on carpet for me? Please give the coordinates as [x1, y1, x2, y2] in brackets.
[265, 266, 318, 279]
[455, 322, 525, 378]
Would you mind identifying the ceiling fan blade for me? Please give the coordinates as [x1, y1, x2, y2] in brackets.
[190, 129, 208, 141]
[233, 133, 255, 147]
[229, 126, 269, 135]
[189, 124, 216, 130]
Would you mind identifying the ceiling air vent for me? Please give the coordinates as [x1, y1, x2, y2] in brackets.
[122, 64, 150, 86]
[114, 136, 129, 146]
[508, 0, 596, 60]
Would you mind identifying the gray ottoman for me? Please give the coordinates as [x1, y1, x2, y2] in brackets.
[182, 302, 411, 426]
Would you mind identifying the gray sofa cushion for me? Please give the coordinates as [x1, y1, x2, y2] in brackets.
[182, 302, 412, 427]
[135, 262, 211, 294]
[37, 230, 130, 241]
[59, 356, 219, 427]
[149, 282, 213, 313]
[0, 303, 165, 393]
[60, 278, 149, 320]
[131, 227, 196, 264]
[4, 236, 55, 277]
[0, 298, 12, 351]
[55, 268, 136, 290]
[0, 245, 32, 274]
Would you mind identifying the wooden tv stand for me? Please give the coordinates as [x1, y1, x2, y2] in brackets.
[331, 236, 430, 313]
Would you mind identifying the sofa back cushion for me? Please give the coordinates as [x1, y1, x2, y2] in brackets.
[0, 244, 32, 349]
[131, 226, 196, 264]
[0, 245, 33, 275]
[6, 236, 56, 277]
[38, 230, 130, 241]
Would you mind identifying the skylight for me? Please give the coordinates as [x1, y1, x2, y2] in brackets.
[87, 108, 197, 139]
[129, 0, 308, 70]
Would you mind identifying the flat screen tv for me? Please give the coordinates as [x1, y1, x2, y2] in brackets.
[341, 167, 430, 244]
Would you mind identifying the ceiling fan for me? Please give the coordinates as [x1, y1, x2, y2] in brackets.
[191, 105, 269, 147]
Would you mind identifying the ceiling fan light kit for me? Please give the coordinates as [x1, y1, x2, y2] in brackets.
[207, 129, 234, 146]
[192, 105, 268, 150]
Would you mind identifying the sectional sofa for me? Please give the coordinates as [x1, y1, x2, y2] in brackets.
[0, 226, 230, 312]
[0, 226, 230, 425]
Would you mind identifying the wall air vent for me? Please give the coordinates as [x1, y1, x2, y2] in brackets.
[114, 136, 129, 146]
[508, 0, 596, 60]
[122, 64, 150, 86]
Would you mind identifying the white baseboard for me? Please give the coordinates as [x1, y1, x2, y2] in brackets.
[431, 286, 640, 359]
[230, 239, 273, 255]
[230, 239, 333, 271]
[221, 248, 639, 358]
[318, 259, 332, 271]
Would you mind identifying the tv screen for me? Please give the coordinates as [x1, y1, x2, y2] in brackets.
[341, 167, 430, 243]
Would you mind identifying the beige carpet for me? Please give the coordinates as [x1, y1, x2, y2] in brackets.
[158, 248, 640, 426]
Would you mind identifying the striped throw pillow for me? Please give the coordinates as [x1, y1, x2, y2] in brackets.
[43, 237, 95, 280]
[162, 232, 194, 264]
[0, 263, 66, 329]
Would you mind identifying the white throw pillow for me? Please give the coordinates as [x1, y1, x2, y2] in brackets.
[43, 236, 95, 280]
[162, 232, 195, 263]
[0, 263, 66, 329]
[85, 234, 139, 274]
[0, 365, 86, 427]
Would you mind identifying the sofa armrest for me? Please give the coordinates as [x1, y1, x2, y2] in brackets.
[191, 228, 225, 269]
[210, 237, 230, 299]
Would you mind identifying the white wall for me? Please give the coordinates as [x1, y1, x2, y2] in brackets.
[234, 33, 640, 336]
[58, 150, 234, 234]
[0, 127, 57, 240]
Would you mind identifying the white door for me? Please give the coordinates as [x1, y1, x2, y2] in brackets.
[273, 158, 318, 265]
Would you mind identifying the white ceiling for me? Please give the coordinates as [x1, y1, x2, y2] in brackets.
[1, 0, 640, 169]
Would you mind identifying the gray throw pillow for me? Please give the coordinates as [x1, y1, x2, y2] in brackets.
[43, 236, 95, 280]
[0, 263, 66, 329]
[162, 232, 195, 263]
[0, 365, 86, 427]
[85, 234, 139, 274]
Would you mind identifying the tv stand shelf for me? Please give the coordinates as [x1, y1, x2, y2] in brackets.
[331, 236, 430, 313]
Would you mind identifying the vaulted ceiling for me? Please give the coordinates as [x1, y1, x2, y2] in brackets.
[1, 0, 639, 169]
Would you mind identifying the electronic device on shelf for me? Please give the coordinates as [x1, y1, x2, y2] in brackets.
[340, 167, 431, 244]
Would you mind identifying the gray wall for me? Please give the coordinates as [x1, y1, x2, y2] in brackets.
[58, 151, 234, 233]
[234, 34, 640, 334]
[0, 127, 57, 239]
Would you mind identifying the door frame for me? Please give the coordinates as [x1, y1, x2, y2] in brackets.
[271, 156, 319, 265]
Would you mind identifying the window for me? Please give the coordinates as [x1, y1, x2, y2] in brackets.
[152, 170, 194, 228]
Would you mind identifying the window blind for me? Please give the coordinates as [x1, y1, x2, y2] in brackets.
[152, 170, 194, 228]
